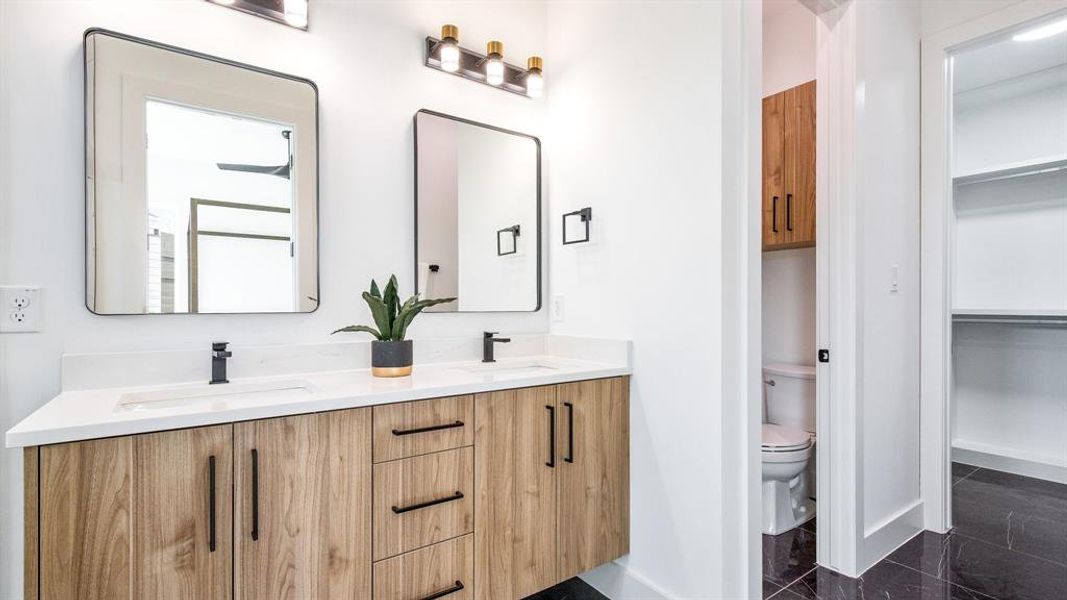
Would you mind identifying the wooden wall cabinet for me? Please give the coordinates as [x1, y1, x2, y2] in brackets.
[28, 378, 628, 600]
[763, 80, 816, 251]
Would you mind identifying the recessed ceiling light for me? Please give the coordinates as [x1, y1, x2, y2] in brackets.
[1012, 17, 1067, 42]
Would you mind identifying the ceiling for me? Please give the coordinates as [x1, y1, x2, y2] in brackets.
[954, 14, 1067, 94]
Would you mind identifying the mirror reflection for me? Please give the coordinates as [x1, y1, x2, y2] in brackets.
[85, 30, 318, 314]
[415, 110, 541, 312]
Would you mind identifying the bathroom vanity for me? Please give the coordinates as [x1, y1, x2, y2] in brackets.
[10, 339, 630, 600]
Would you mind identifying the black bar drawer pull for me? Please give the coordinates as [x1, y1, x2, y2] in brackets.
[564, 402, 575, 464]
[392, 420, 464, 436]
[419, 580, 464, 600]
[772, 196, 779, 233]
[208, 455, 217, 552]
[546, 404, 556, 468]
[392, 491, 464, 514]
[786, 193, 794, 231]
[250, 448, 259, 541]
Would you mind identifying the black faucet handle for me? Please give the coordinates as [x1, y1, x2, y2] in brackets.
[483, 331, 499, 339]
[212, 341, 229, 351]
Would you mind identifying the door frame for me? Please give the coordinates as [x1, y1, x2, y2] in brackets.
[919, 0, 1067, 534]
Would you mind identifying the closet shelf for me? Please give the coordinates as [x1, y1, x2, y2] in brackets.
[953, 155, 1067, 186]
[952, 308, 1067, 324]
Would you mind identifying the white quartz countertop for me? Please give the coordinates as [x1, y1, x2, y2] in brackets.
[7, 355, 630, 447]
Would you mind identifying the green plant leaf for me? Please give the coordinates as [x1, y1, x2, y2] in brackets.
[369, 279, 381, 299]
[383, 275, 400, 333]
[330, 325, 383, 340]
[362, 291, 392, 339]
[393, 296, 456, 340]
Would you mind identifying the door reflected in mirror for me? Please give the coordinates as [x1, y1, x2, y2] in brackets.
[85, 30, 318, 314]
[414, 110, 541, 312]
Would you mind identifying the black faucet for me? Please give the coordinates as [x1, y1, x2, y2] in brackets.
[482, 331, 511, 363]
[210, 342, 232, 384]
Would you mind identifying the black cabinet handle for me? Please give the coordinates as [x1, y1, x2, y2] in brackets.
[392, 420, 464, 436]
[208, 455, 217, 552]
[564, 402, 575, 463]
[771, 196, 779, 233]
[250, 448, 259, 541]
[786, 193, 793, 231]
[392, 491, 464, 514]
[418, 581, 465, 600]
[546, 405, 556, 468]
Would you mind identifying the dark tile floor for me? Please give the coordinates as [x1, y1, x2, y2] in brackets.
[763, 463, 1067, 599]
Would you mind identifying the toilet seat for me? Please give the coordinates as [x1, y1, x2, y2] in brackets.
[761, 423, 812, 452]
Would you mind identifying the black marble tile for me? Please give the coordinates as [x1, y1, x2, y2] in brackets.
[522, 577, 607, 600]
[954, 469, 1067, 524]
[763, 527, 818, 587]
[953, 462, 980, 485]
[800, 518, 817, 534]
[783, 563, 995, 600]
[765, 577, 784, 598]
[887, 531, 1067, 600]
[953, 491, 1067, 565]
[965, 468, 1067, 504]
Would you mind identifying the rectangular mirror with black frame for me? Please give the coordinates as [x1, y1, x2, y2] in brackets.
[414, 109, 541, 312]
[85, 29, 319, 315]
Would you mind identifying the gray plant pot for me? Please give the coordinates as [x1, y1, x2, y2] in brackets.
[371, 339, 413, 377]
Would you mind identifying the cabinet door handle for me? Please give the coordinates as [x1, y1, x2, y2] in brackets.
[564, 402, 575, 463]
[250, 448, 259, 542]
[786, 193, 793, 232]
[772, 196, 779, 233]
[546, 404, 556, 468]
[391, 420, 464, 436]
[418, 580, 465, 600]
[391, 491, 464, 514]
[208, 455, 217, 552]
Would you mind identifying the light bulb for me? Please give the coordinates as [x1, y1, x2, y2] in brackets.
[214, 0, 236, 5]
[284, 0, 308, 28]
[525, 56, 544, 98]
[1012, 17, 1067, 41]
[440, 25, 461, 73]
[486, 41, 505, 86]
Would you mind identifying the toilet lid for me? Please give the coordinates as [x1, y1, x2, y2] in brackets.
[762, 424, 811, 450]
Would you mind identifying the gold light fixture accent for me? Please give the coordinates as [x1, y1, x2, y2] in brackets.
[439, 24, 461, 72]
[525, 56, 544, 98]
[486, 40, 505, 85]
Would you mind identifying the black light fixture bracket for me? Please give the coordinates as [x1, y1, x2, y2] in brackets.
[425, 37, 531, 97]
[562, 207, 593, 245]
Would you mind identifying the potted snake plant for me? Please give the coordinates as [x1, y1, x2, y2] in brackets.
[332, 275, 456, 377]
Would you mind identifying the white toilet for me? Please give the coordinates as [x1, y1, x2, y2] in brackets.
[762, 363, 816, 536]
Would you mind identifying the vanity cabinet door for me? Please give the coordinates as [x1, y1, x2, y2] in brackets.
[763, 91, 787, 250]
[38, 425, 232, 600]
[474, 385, 559, 600]
[556, 377, 630, 581]
[783, 80, 816, 247]
[234, 408, 372, 600]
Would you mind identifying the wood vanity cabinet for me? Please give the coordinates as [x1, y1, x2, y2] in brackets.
[474, 376, 630, 599]
[27, 378, 627, 600]
[763, 80, 816, 251]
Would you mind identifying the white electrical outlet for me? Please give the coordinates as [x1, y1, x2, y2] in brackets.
[551, 294, 565, 322]
[1, 286, 40, 333]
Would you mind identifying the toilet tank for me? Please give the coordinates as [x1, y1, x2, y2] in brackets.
[763, 363, 816, 433]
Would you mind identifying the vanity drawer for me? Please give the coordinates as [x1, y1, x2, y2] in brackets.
[373, 534, 473, 600]
[373, 395, 473, 463]
[373, 446, 474, 560]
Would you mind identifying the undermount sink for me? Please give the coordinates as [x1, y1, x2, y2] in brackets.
[117, 379, 314, 412]
[457, 360, 561, 375]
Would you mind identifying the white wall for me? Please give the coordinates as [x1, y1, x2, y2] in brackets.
[415, 113, 460, 302]
[0, 1, 548, 596]
[921, 0, 1027, 36]
[853, 0, 923, 563]
[762, 0, 817, 368]
[547, 1, 744, 597]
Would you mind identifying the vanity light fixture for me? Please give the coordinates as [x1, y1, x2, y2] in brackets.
[284, 0, 308, 28]
[562, 207, 593, 245]
[486, 41, 506, 86]
[439, 25, 461, 72]
[424, 31, 539, 97]
[525, 56, 544, 98]
[205, 0, 308, 31]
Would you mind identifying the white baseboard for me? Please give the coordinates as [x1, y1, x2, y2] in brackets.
[579, 560, 673, 600]
[858, 500, 924, 574]
[953, 441, 1067, 484]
